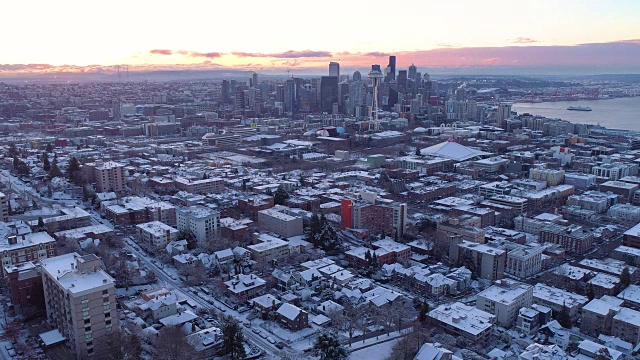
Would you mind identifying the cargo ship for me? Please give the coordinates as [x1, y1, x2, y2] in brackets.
[567, 106, 592, 111]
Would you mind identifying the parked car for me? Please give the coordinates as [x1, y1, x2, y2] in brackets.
[267, 337, 276, 344]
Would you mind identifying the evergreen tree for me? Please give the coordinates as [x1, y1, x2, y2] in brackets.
[222, 315, 246, 360]
[13, 156, 29, 176]
[179, 230, 198, 250]
[555, 304, 572, 328]
[48, 158, 63, 178]
[587, 284, 595, 300]
[46, 143, 53, 153]
[299, 175, 305, 186]
[621, 267, 631, 288]
[312, 333, 347, 360]
[415, 146, 421, 156]
[42, 152, 51, 172]
[67, 156, 81, 183]
[274, 185, 290, 205]
[418, 303, 430, 324]
[8, 143, 18, 157]
[37, 217, 45, 231]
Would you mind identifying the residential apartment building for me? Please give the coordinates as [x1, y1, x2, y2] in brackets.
[247, 234, 290, 263]
[0, 192, 8, 221]
[530, 168, 565, 186]
[177, 206, 220, 246]
[428, 302, 496, 342]
[136, 221, 179, 248]
[28, 207, 92, 232]
[104, 197, 176, 226]
[371, 239, 412, 263]
[237, 194, 275, 220]
[533, 284, 588, 320]
[5, 261, 45, 317]
[608, 204, 640, 223]
[341, 199, 407, 238]
[539, 224, 594, 254]
[41, 253, 118, 359]
[503, 244, 544, 279]
[448, 237, 506, 280]
[174, 176, 225, 194]
[83, 161, 126, 192]
[487, 195, 528, 214]
[257, 207, 304, 238]
[1, 232, 57, 276]
[624, 223, 640, 249]
[592, 162, 637, 181]
[600, 180, 639, 201]
[476, 279, 533, 327]
[612, 307, 640, 345]
[580, 296, 624, 337]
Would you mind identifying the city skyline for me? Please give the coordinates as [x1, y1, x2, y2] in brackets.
[2, 0, 640, 75]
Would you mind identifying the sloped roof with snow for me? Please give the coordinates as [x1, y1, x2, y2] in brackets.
[420, 141, 490, 161]
[277, 303, 303, 321]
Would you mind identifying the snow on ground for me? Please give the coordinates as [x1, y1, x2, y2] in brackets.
[349, 338, 399, 360]
[347, 328, 409, 351]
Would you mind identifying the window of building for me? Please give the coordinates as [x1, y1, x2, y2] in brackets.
[102, 289, 108, 295]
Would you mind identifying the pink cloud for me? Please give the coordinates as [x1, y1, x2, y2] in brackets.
[232, 50, 332, 58]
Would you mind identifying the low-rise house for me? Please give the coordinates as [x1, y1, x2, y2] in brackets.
[214, 249, 234, 264]
[276, 303, 308, 331]
[224, 274, 266, 302]
[251, 294, 281, 315]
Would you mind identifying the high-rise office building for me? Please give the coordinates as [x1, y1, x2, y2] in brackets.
[329, 62, 340, 79]
[221, 80, 229, 103]
[397, 70, 408, 90]
[353, 71, 362, 82]
[349, 80, 367, 117]
[284, 78, 299, 113]
[388, 56, 396, 81]
[320, 76, 338, 114]
[497, 104, 512, 128]
[235, 88, 246, 111]
[408, 64, 417, 80]
[252, 73, 258, 88]
[41, 253, 118, 359]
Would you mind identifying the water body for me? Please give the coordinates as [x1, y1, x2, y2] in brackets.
[512, 97, 640, 131]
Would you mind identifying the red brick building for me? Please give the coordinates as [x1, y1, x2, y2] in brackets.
[345, 247, 395, 268]
[276, 303, 309, 331]
[238, 195, 274, 220]
[5, 262, 45, 318]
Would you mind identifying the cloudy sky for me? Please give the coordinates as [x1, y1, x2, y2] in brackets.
[2, 0, 640, 74]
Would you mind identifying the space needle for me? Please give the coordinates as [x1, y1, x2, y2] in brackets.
[368, 64, 383, 131]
